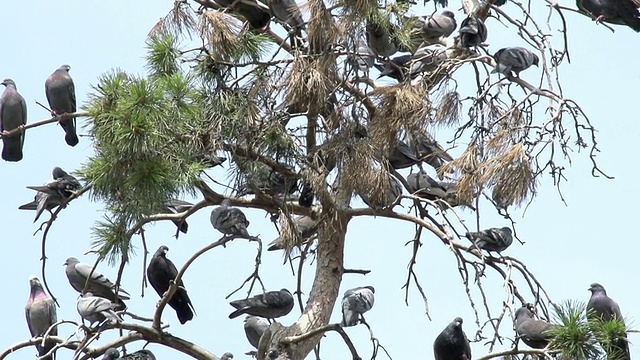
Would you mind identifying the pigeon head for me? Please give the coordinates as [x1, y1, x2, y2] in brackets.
[28, 276, 43, 288]
[588, 283, 606, 294]
[532, 54, 540, 67]
[104, 348, 120, 359]
[157, 245, 169, 257]
[442, 11, 455, 19]
[1, 78, 15, 87]
[222, 352, 234, 359]
[220, 199, 232, 208]
[451, 316, 464, 330]
[501, 227, 513, 234]
[514, 306, 534, 320]
[52, 167, 68, 179]
[63, 257, 79, 266]
[59, 64, 72, 72]
[364, 286, 375, 293]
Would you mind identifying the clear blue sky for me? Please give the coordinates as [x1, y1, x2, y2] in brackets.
[0, 1, 638, 359]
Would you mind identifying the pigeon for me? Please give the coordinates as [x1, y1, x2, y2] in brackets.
[0, 79, 27, 162]
[45, 65, 78, 146]
[102, 348, 121, 360]
[458, 16, 488, 48]
[433, 317, 472, 360]
[236, 163, 298, 198]
[19, 191, 63, 223]
[25, 277, 57, 360]
[28, 167, 81, 199]
[341, 286, 375, 327]
[210, 199, 251, 238]
[375, 55, 412, 82]
[213, 0, 271, 29]
[514, 305, 557, 349]
[244, 315, 269, 348]
[357, 174, 403, 210]
[147, 245, 195, 324]
[376, 44, 447, 82]
[221, 353, 234, 360]
[406, 171, 473, 209]
[164, 199, 193, 237]
[387, 140, 421, 169]
[268, 215, 318, 251]
[465, 227, 513, 253]
[228, 289, 294, 319]
[492, 47, 539, 77]
[366, 21, 400, 57]
[587, 283, 631, 360]
[77, 292, 122, 324]
[413, 11, 457, 46]
[120, 350, 156, 360]
[576, 0, 640, 32]
[64, 257, 129, 310]
[347, 38, 374, 73]
[407, 131, 453, 171]
[268, 0, 305, 47]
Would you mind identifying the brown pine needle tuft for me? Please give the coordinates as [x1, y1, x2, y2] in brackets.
[199, 10, 242, 60]
[480, 143, 536, 207]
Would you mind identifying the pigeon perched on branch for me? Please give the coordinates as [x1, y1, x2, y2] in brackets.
[465, 227, 513, 253]
[357, 174, 403, 210]
[102, 348, 121, 360]
[366, 21, 400, 57]
[25, 277, 57, 360]
[0, 78, 27, 162]
[268, 215, 318, 251]
[492, 47, 539, 77]
[102, 349, 157, 360]
[229, 289, 294, 319]
[64, 257, 129, 310]
[433, 317, 471, 360]
[244, 315, 269, 348]
[164, 199, 193, 237]
[27, 167, 81, 199]
[77, 292, 122, 324]
[514, 305, 557, 349]
[45, 65, 79, 146]
[213, 0, 271, 29]
[269, 0, 305, 47]
[587, 283, 631, 360]
[147, 245, 195, 324]
[210, 199, 251, 238]
[407, 131, 453, 171]
[341, 286, 375, 327]
[458, 16, 487, 48]
[576, 0, 640, 32]
[416, 11, 457, 44]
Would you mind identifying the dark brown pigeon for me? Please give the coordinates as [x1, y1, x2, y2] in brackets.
[147, 245, 195, 324]
[0, 79, 27, 161]
[587, 283, 631, 360]
[433, 317, 471, 360]
[514, 305, 557, 349]
[459, 16, 487, 48]
[45, 65, 79, 146]
[25, 277, 57, 360]
[64, 257, 129, 310]
[229, 289, 294, 319]
[577, 0, 640, 31]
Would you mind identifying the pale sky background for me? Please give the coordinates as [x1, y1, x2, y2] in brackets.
[0, 1, 638, 360]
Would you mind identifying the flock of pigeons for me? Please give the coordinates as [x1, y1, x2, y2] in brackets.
[0, 65, 78, 162]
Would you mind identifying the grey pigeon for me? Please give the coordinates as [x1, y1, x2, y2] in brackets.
[577, 0, 640, 32]
[406, 171, 473, 209]
[229, 288, 294, 319]
[236, 162, 298, 198]
[357, 174, 403, 210]
[25, 277, 57, 360]
[587, 283, 631, 360]
[102, 348, 121, 360]
[221, 353, 234, 360]
[492, 47, 539, 77]
[64, 257, 129, 310]
[341, 286, 375, 327]
[0, 79, 27, 161]
[458, 16, 487, 48]
[407, 131, 453, 171]
[164, 199, 193, 237]
[214, 0, 271, 29]
[268, 215, 318, 251]
[375, 55, 412, 82]
[28, 167, 81, 199]
[147, 245, 195, 324]
[210, 199, 251, 238]
[465, 227, 513, 253]
[45, 65, 79, 146]
[433, 317, 471, 360]
[366, 21, 400, 57]
[387, 140, 421, 169]
[413, 11, 457, 46]
[376, 44, 447, 82]
[76, 292, 122, 324]
[121, 350, 156, 360]
[244, 315, 269, 348]
[347, 38, 374, 73]
[514, 305, 557, 349]
[268, 0, 305, 47]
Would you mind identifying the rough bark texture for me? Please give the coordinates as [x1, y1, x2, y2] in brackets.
[269, 209, 348, 360]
